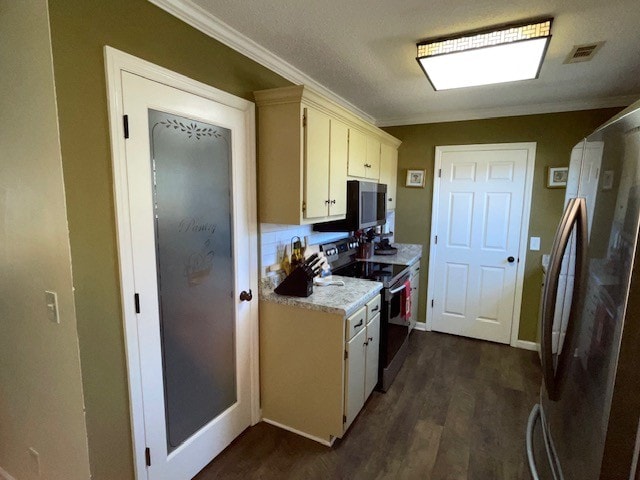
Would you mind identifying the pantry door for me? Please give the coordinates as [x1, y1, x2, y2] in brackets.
[427, 143, 535, 344]
[106, 48, 258, 480]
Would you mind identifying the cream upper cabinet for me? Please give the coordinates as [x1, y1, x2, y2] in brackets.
[365, 136, 381, 180]
[254, 85, 400, 224]
[347, 128, 367, 178]
[379, 143, 398, 210]
[348, 130, 381, 180]
[304, 107, 332, 219]
[329, 119, 348, 217]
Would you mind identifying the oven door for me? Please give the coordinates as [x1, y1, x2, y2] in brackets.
[381, 277, 409, 370]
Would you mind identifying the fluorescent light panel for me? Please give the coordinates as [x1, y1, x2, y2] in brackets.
[416, 19, 552, 90]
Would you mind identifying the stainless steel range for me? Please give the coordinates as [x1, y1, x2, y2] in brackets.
[321, 237, 411, 391]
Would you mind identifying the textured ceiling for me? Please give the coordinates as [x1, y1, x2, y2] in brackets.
[182, 0, 640, 125]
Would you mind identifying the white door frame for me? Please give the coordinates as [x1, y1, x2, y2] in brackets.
[104, 46, 260, 479]
[424, 143, 536, 349]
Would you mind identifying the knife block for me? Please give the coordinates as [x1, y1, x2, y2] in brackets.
[274, 265, 313, 297]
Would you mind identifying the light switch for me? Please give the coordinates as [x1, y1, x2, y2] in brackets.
[530, 237, 541, 251]
[45, 290, 59, 324]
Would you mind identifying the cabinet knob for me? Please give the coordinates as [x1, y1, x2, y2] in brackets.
[239, 290, 253, 302]
[368, 337, 373, 343]
[325, 199, 330, 205]
[331, 199, 336, 205]
[388, 198, 392, 202]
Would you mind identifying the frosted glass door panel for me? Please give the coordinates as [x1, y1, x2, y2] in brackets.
[148, 109, 235, 452]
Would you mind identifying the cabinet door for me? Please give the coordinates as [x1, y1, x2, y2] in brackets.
[304, 106, 331, 219]
[347, 128, 367, 178]
[410, 272, 420, 329]
[379, 144, 398, 210]
[329, 119, 348, 216]
[364, 313, 380, 399]
[344, 326, 367, 429]
[365, 136, 381, 180]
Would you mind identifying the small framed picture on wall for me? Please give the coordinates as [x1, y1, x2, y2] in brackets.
[547, 166, 569, 188]
[406, 169, 426, 188]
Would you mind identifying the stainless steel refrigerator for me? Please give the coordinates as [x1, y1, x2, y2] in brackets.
[527, 99, 640, 480]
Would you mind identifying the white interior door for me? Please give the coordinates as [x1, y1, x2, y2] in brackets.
[429, 144, 534, 344]
[120, 71, 253, 480]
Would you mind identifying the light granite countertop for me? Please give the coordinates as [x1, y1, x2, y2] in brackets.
[359, 243, 423, 266]
[260, 275, 383, 317]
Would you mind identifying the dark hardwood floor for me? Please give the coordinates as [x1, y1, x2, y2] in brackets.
[195, 330, 541, 480]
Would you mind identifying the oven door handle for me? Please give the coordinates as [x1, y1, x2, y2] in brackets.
[388, 284, 407, 295]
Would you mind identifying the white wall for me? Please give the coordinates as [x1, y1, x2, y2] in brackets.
[0, 1, 91, 479]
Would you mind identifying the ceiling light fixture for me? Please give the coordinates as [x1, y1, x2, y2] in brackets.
[416, 18, 553, 91]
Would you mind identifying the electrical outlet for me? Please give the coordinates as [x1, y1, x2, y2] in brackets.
[45, 291, 59, 324]
[530, 236, 541, 251]
[29, 447, 40, 476]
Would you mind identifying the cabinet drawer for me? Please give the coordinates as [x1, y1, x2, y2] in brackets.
[366, 295, 381, 319]
[346, 306, 367, 340]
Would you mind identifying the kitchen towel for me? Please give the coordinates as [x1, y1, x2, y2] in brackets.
[401, 279, 411, 321]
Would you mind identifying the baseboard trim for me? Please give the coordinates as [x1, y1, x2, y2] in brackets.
[262, 418, 335, 447]
[514, 340, 539, 352]
[412, 322, 428, 332]
[0, 466, 17, 480]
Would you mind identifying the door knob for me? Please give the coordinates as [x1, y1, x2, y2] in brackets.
[507, 256, 515, 263]
[239, 289, 253, 302]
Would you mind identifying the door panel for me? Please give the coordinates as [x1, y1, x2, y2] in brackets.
[347, 128, 367, 178]
[122, 72, 252, 480]
[304, 107, 331, 219]
[364, 313, 380, 398]
[482, 192, 511, 250]
[344, 326, 367, 429]
[329, 119, 348, 216]
[432, 146, 530, 344]
[149, 109, 236, 452]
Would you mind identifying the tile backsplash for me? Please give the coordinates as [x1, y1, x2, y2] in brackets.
[259, 210, 396, 278]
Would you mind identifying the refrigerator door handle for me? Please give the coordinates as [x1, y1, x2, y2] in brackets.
[526, 404, 541, 480]
[541, 197, 588, 400]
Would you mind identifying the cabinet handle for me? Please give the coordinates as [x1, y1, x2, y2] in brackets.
[354, 319, 363, 328]
[330, 199, 336, 205]
[368, 337, 373, 343]
[324, 199, 330, 205]
[371, 305, 379, 312]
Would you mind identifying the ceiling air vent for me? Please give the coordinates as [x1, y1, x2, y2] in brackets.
[564, 42, 604, 64]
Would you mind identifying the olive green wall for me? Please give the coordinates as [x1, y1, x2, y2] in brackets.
[47, 1, 290, 478]
[384, 108, 622, 343]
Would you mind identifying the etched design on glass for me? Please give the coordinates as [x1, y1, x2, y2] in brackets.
[149, 109, 235, 453]
[159, 118, 223, 140]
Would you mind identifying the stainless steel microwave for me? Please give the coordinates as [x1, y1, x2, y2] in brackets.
[314, 180, 387, 232]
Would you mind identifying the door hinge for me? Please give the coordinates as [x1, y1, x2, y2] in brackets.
[123, 115, 129, 139]
[302, 113, 307, 127]
[343, 415, 347, 423]
[145, 447, 151, 467]
[344, 350, 348, 360]
[134, 293, 140, 314]
[438, 168, 442, 178]
[434, 235, 438, 245]
[302, 201, 306, 213]
[431, 299, 434, 308]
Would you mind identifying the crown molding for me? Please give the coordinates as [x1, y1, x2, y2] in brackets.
[376, 94, 639, 127]
[147, 0, 376, 124]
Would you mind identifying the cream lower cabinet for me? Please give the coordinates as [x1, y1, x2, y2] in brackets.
[260, 295, 381, 445]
